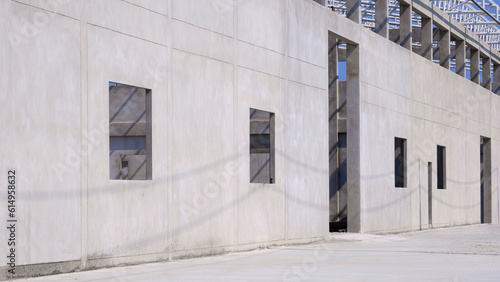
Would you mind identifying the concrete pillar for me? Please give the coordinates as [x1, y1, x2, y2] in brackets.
[470, 48, 480, 84]
[328, 34, 340, 222]
[439, 29, 450, 69]
[482, 56, 492, 90]
[493, 63, 500, 94]
[455, 39, 466, 77]
[347, 0, 362, 24]
[400, 2, 412, 50]
[346, 43, 361, 233]
[375, 0, 389, 38]
[421, 17, 433, 61]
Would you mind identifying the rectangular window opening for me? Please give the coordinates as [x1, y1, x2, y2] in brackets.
[437, 145, 446, 189]
[450, 37, 457, 73]
[395, 137, 407, 188]
[109, 83, 152, 180]
[250, 108, 275, 184]
[432, 25, 440, 66]
[411, 12, 422, 56]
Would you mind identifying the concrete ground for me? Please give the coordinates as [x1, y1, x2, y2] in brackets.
[16, 224, 500, 281]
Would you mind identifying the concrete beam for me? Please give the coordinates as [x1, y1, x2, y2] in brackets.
[465, 29, 480, 51]
[432, 4, 450, 30]
[413, 0, 433, 19]
[375, 0, 388, 38]
[479, 40, 491, 56]
[327, 10, 362, 45]
[490, 48, 500, 65]
[398, 0, 411, 6]
[448, 17, 467, 42]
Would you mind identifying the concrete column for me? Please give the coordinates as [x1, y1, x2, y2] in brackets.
[328, 34, 340, 222]
[493, 63, 500, 94]
[375, 0, 389, 38]
[455, 39, 466, 77]
[439, 29, 450, 69]
[347, 0, 362, 23]
[400, 2, 412, 50]
[482, 56, 492, 90]
[470, 48, 480, 84]
[421, 17, 433, 61]
[346, 43, 361, 233]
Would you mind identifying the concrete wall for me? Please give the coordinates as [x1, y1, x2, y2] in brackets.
[0, 0, 328, 278]
[0, 0, 499, 278]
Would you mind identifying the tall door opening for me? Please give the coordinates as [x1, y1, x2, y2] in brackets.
[481, 137, 492, 223]
[428, 162, 433, 227]
[328, 31, 360, 232]
[329, 33, 348, 232]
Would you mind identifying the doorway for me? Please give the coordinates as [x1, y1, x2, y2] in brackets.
[428, 162, 432, 227]
[480, 137, 492, 223]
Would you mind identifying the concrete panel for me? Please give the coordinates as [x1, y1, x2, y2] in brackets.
[238, 0, 283, 53]
[288, 57, 326, 89]
[285, 82, 329, 239]
[288, 0, 326, 67]
[0, 1, 81, 265]
[172, 20, 234, 64]
[13, 0, 82, 20]
[3, 0, 500, 278]
[172, 0, 233, 37]
[171, 50, 235, 250]
[360, 101, 412, 233]
[236, 67, 285, 244]
[123, 0, 168, 15]
[87, 0, 167, 46]
[237, 41, 283, 77]
[86, 25, 169, 258]
[360, 30, 411, 99]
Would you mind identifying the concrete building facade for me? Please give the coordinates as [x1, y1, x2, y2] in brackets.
[0, 0, 499, 278]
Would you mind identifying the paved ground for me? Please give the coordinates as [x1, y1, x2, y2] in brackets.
[17, 224, 500, 281]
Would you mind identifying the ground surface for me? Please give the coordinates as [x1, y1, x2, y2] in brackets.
[16, 224, 500, 281]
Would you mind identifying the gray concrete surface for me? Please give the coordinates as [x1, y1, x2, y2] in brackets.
[2, 0, 500, 278]
[15, 224, 500, 281]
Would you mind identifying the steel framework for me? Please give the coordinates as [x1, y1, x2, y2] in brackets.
[327, 0, 500, 50]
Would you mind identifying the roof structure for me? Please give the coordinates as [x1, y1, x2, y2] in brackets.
[327, 0, 500, 50]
